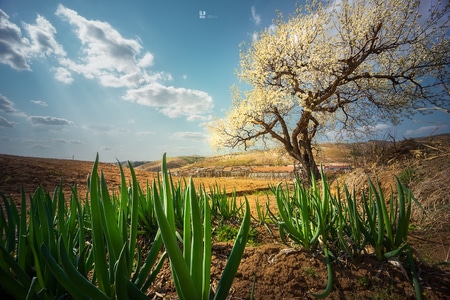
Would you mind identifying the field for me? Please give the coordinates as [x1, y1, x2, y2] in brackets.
[1, 134, 449, 299]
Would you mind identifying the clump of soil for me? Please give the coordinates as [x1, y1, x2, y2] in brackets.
[148, 228, 450, 299]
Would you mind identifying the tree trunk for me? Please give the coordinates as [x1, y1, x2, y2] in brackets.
[296, 136, 320, 185]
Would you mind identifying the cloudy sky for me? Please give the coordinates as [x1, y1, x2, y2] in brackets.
[0, 0, 449, 162]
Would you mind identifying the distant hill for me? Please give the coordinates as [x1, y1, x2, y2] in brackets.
[134, 155, 206, 172]
[134, 133, 450, 172]
[134, 150, 295, 172]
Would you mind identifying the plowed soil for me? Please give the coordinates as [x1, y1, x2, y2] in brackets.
[1, 150, 449, 299]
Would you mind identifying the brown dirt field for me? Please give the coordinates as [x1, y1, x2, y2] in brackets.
[0, 154, 278, 209]
[1, 148, 449, 299]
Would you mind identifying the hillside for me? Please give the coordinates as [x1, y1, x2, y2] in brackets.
[135, 134, 450, 172]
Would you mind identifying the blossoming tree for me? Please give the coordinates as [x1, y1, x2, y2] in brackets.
[209, 0, 449, 182]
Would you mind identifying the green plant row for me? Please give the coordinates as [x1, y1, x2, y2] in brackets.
[0, 153, 249, 299]
[153, 153, 251, 300]
[263, 169, 423, 299]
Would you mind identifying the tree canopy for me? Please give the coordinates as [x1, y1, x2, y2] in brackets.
[209, 0, 450, 182]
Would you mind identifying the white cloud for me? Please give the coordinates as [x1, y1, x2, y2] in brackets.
[417, 106, 450, 114]
[171, 131, 207, 140]
[55, 4, 146, 88]
[29, 143, 51, 150]
[0, 94, 27, 118]
[405, 125, 448, 137]
[123, 82, 213, 119]
[83, 123, 129, 134]
[0, 10, 64, 70]
[23, 14, 66, 57]
[28, 116, 74, 126]
[30, 99, 48, 106]
[251, 6, 261, 25]
[53, 67, 74, 84]
[0, 93, 18, 113]
[0, 9, 31, 70]
[187, 114, 213, 122]
[137, 52, 154, 68]
[0, 116, 16, 128]
[361, 123, 392, 133]
[136, 131, 155, 136]
[53, 138, 83, 144]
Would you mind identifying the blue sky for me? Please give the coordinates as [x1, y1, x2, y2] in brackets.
[0, 0, 449, 162]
